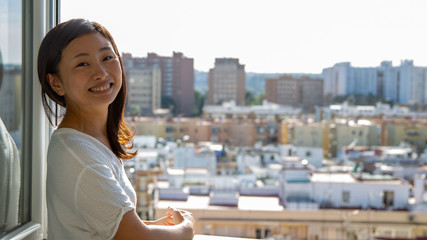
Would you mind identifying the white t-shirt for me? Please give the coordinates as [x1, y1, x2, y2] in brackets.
[46, 128, 136, 240]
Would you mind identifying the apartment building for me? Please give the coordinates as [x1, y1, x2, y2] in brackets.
[132, 117, 194, 142]
[328, 120, 380, 158]
[209, 119, 232, 144]
[186, 119, 211, 144]
[126, 67, 161, 115]
[123, 52, 195, 116]
[290, 122, 324, 148]
[128, 117, 283, 147]
[384, 120, 427, 153]
[207, 58, 245, 106]
[322, 62, 378, 99]
[322, 60, 427, 105]
[265, 75, 323, 111]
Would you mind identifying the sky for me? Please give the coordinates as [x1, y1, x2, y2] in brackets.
[61, 0, 427, 73]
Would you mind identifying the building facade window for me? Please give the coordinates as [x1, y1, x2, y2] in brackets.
[211, 127, 221, 134]
[383, 191, 394, 208]
[165, 126, 175, 133]
[257, 126, 265, 134]
[342, 191, 350, 203]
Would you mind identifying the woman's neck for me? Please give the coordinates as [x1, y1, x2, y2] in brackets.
[58, 105, 111, 149]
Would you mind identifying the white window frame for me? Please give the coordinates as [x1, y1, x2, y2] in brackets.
[2, 0, 58, 239]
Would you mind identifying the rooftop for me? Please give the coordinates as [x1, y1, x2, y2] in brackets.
[157, 195, 283, 211]
[310, 172, 356, 183]
[310, 172, 407, 185]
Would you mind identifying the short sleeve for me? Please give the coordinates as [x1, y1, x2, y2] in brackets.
[75, 163, 135, 239]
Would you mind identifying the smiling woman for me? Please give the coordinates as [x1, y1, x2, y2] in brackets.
[38, 19, 135, 160]
[37, 18, 195, 240]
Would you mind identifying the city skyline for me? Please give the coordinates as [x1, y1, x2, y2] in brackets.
[60, 0, 427, 73]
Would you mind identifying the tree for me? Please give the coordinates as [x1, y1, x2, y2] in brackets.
[256, 93, 265, 105]
[245, 90, 264, 105]
[193, 90, 205, 116]
[161, 96, 177, 115]
[129, 105, 141, 117]
[245, 90, 255, 105]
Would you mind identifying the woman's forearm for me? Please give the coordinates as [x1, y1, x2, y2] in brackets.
[115, 210, 194, 240]
[145, 220, 194, 240]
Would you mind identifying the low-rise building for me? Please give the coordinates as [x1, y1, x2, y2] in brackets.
[310, 172, 410, 210]
[384, 120, 427, 154]
[203, 100, 301, 121]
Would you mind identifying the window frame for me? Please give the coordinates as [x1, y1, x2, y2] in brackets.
[2, 0, 59, 239]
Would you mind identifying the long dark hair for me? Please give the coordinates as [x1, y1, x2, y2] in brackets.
[37, 18, 136, 160]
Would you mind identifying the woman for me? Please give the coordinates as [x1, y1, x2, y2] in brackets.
[38, 19, 195, 239]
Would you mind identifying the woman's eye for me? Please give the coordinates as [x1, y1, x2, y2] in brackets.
[76, 62, 88, 67]
[104, 56, 114, 61]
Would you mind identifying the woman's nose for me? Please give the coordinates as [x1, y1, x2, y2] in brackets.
[92, 62, 108, 80]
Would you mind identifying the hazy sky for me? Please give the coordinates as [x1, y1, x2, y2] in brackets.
[61, 0, 427, 73]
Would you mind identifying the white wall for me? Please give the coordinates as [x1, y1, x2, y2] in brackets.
[312, 181, 410, 209]
[236, 153, 261, 174]
[174, 147, 216, 174]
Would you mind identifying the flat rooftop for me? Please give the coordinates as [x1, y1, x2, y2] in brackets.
[310, 172, 406, 185]
[157, 195, 284, 211]
[310, 173, 356, 183]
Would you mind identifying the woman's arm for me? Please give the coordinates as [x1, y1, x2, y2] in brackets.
[144, 208, 191, 226]
[114, 208, 195, 240]
[143, 216, 173, 226]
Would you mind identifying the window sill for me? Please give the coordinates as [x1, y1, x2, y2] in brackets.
[1, 222, 42, 240]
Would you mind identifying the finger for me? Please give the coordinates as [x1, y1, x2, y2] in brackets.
[170, 208, 185, 224]
[167, 206, 174, 218]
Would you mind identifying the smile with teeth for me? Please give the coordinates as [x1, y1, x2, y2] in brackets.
[89, 83, 112, 92]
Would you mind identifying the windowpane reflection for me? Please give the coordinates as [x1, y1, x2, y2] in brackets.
[0, 0, 23, 236]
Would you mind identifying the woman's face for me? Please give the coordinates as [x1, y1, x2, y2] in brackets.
[48, 32, 122, 112]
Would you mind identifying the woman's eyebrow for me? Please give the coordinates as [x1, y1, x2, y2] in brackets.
[72, 52, 89, 59]
[100, 46, 114, 52]
[71, 46, 114, 59]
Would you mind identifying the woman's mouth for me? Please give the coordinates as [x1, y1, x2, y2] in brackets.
[89, 83, 112, 92]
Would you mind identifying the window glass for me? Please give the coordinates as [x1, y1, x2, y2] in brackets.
[0, 0, 23, 237]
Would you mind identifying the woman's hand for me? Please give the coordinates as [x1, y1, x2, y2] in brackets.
[144, 207, 194, 227]
[167, 207, 195, 233]
[144, 210, 174, 226]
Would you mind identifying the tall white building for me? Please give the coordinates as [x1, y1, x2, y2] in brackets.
[348, 67, 377, 96]
[398, 60, 427, 105]
[322, 62, 377, 98]
[322, 62, 350, 97]
[323, 60, 427, 105]
[127, 67, 161, 115]
[379, 61, 399, 102]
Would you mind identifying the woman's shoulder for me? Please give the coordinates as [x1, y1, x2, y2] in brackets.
[50, 128, 97, 151]
[48, 128, 114, 166]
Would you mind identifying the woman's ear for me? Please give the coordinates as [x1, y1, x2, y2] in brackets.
[47, 74, 65, 96]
